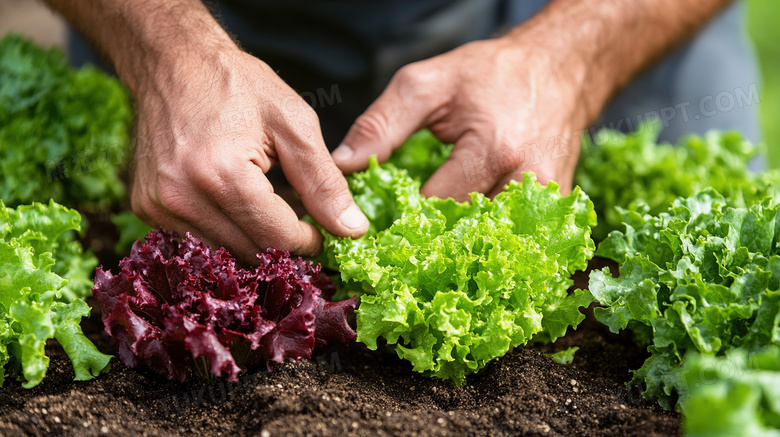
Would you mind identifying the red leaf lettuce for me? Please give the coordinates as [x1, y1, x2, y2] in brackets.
[92, 229, 355, 382]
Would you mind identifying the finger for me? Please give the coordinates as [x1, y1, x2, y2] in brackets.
[204, 157, 326, 257]
[332, 64, 446, 174]
[485, 139, 581, 198]
[269, 104, 369, 239]
[160, 216, 263, 265]
[138, 188, 269, 263]
[421, 132, 498, 201]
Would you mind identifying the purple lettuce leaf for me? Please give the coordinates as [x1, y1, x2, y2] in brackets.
[92, 229, 356, 382]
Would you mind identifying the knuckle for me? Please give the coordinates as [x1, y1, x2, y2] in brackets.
[350, 112, 389, 144]
[152, 163, 201, 219]
[156, 183, 191, 218]
[393, 62, 438, 96]
[394, 63, 427, 85]
[265, 97, 323, 144]
[277, 94, 317, 121]
[297, 102, 319, 121]
[309, 161, 349, 200]
[183, 156, 226, 197]
[295, 107, 322, 138]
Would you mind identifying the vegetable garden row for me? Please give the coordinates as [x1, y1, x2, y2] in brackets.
[3, 34, 780, 435]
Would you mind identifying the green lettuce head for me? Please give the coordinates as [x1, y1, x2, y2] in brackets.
[319, 138, 596, 385]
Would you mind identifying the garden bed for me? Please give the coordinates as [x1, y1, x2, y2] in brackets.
[0, 262, 679, 437]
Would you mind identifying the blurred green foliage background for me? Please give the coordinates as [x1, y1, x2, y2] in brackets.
[747, 0, 780, 169]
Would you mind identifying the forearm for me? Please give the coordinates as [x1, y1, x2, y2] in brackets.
[505, 0, 733, 126]
[44, 0, 237, 94]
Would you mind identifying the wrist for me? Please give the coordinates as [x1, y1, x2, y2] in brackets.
[109, 4, 239, 96]
[501, 1, 633, 127]
[130, 41, 243, 103]
[495, 28, 596, 129]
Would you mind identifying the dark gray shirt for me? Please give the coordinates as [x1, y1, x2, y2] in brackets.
[68, 0, 759, 149]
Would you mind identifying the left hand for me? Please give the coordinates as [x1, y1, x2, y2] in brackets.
[331, 34, 591, 199]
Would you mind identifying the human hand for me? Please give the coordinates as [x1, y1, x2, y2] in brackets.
[130, 47, 368, 262]
[332, 30, 592, 199]
[46, 0, 733, 249]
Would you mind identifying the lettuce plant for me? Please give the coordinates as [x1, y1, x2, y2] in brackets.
[320, 150, 596, 385]
[0, 199, 97, 302]
[679, 347, 780, 436]
[0, 200, 111, 388]
[0, 34, 127, 300]
[575, 122, 773, 241]
[0, 34, 131, 210]
[385, 129, 453, 183]
[92, 229, 357, 382]
[111, 211, 153, 254]
[590, 189, 780, 409]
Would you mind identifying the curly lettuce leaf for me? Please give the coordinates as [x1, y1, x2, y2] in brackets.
[575, 121, 771, 241]
[0, 34, 131, 210]
[385, 129, 453, 184]
[0, 200, 110, 388]
[321, 154, 596, 385]
[92, 229, 355, 382]
[0, 199, 97, 302]
[679, 347, 780, 436]
[590, 188, 780, 409]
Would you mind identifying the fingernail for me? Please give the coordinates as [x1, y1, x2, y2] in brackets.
[331, 144, 354, 163]
[338, 203, 368, 230]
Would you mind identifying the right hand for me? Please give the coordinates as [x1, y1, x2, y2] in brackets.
[130, 48, 368, 262]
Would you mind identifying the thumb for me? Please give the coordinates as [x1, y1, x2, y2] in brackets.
[333, 65, 443, 174]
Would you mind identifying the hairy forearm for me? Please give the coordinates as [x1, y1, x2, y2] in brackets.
[505, 0, 733, 126]
[44, 0, 237, 94]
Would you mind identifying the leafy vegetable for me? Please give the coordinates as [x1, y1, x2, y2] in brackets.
[590, 189, 780, 409]
[0, 34, 131, 210]
[575, 121, 772, 241]
[545, 346, 579, 365]
[111, 211, 153, 254]
[320, 153, 596, 385]
[92, 229, 356, 382]
[0, 200, 111, 388]
[0, 200, 98, 302]
[50, 230, 99, 302]
[679, 347, 780, 437]
[385, 129, 453, 184]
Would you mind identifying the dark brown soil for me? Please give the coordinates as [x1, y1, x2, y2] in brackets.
[0, 258, 680, 437]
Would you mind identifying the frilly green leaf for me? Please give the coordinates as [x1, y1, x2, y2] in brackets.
[319, 136, 596, 385]
[590, 185, 780, 410]
[0, 200, 111, 387]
